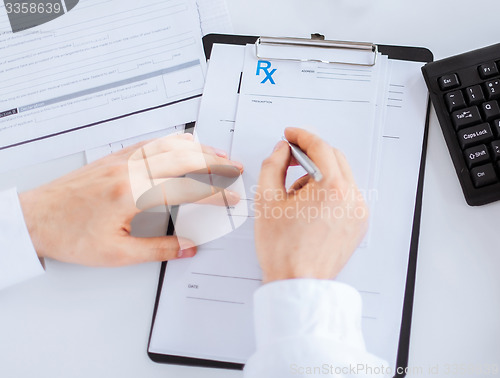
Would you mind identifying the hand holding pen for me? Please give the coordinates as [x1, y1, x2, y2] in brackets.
[254, 127, 368, 283]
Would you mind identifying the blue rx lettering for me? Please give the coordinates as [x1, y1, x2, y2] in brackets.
[256, 60, 277, 84]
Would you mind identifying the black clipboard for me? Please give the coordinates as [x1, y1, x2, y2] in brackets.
[148, 34, 433, 376]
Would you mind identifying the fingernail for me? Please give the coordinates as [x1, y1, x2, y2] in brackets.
[178, 238, 196, 250]
[215, 149, 227, 158]
[274, 140, 286, 152]
[226, 190, 240, 202]
[231, 160, 244, 170]
[177, 247, 197, 259]
[180, 133, 194, 140]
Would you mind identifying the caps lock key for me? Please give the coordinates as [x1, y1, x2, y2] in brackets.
[457, 123, 494, 149]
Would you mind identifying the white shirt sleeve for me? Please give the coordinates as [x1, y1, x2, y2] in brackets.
[0, 188, 44, 291]
[244, 279, 390, 378]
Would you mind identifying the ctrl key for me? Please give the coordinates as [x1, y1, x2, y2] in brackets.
[470, 163, 497, 187]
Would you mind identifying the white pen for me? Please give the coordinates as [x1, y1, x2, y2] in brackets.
[282, 137, 323, 182]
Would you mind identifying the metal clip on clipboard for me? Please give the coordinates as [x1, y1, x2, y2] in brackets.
[256, 35, 378, 66]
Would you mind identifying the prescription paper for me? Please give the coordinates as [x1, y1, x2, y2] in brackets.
[150, 42, 429, 368]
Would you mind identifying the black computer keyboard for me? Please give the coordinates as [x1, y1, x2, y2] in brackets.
[422, 44, 500, 206]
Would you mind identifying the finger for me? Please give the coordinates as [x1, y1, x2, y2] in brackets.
[186, 165, 242, 179]
[132, 133, 228, 160]
[128, 153, 242, 208]
[194, 189, 241, 206]
[130, 133, 196, 160]
[135, 177, 241, 209]
[284, 127, 342, 184]
[199, 144, 228, 158]
[257, 140, 291, 195]
[114, 139, 154, 159]
[288, 174, 311, 193]
[126, 236, 197, 263]
[113, 134, 226, 161]
[332, 148, 356, 184]
[146, 151, 243, 178]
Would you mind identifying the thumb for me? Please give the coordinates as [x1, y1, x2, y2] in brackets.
[127, 235, 197, 262]
[257, 140, 291, 195]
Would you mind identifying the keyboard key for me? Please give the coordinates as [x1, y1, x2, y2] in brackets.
[444, 91, 466, 112]
[464, 144, 490, 168]
[485, 79, 500, 99]
[492, 119, 500, 137]
[491, 140, 500, 160]
[478, 62, 499, 79]
[457, 123, 493, 149]
[470, 163, 498, 187]
[482, 100, 500, 120]
[451, 106, 482, 130]
[465, 85, 484, 106]
[439, 74, 460, 90]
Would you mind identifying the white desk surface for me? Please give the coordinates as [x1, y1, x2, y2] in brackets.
[1, 1, 499, 377]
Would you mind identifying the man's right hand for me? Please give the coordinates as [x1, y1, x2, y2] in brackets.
[254, 127, 369, 283]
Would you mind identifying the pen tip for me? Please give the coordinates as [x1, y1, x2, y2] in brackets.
[314, 172, 324, 182]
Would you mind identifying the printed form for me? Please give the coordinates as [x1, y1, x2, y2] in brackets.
[0, 0, 206, 172]
[233, 44, 388, 210]
[83, 0, 234, 164]
[149, 43, 397, 364]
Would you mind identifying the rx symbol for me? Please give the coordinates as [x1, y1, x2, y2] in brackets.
[256, 60, 277, 84]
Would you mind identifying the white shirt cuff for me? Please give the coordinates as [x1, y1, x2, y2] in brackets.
[0, 188, 44, 290]
[253, 279, 366, 351]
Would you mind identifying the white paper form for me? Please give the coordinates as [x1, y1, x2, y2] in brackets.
[0, 0, 206, 173]
[150, 43, 428, 368]
[233, 44, 387, 216]
[83, 0, 233, 166]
